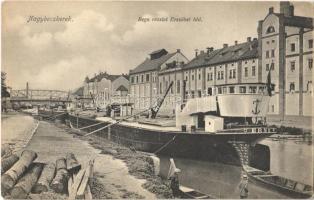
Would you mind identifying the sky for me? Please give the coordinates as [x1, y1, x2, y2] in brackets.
[2, 1, 313, 91]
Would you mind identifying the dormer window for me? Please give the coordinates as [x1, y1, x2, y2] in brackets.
[266, 26, 275, 34]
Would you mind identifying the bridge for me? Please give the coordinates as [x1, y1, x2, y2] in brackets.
[10, 83, 72, 105]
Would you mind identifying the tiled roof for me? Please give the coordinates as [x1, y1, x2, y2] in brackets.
[116, 85, 128, 91]
[73, 87, 84, 96]
[130, 52, 176, 74]
[183, 40, 258, 70]
[274, 13, 314, 28]
[89, 73, 122, 83]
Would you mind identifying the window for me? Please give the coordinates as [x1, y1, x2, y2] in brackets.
[272, 40, 275, 43]
[221, 71, 224, 80]
[233, 69, 236, 78]
[176, 80, 180, 93]
[266, 26, 275, 34]
[271, 49, 275, 57]
[192, 75, 194, 81]
[217, 87, 222, 94]
[131, 77, 134, 83]
[244, 67, 248, 77]
[141, 75, 144, 83]
[266, 64, 270, 71]
[222, 87, 227, 94]
[290, 61, 295, 71]
[207, 73, 210, 81]
[266, 51, 269, 58]
[217, 72, 220, 80]
[309, 59, 313, 70]
[207, 88, 212, 96]
[258, 86, 264, 93]
[240, 86, 246, 93]
[252, 66, 256, 76]
[185, 76, 188, 81]
[270, 63, 274, 70]
[266, 41, 270, 44]
[229, 86, 235, 93]
[289, 82, 295, 92]
[309, 39, 313, 49]
[160, 82, 162, 94]
[191, 91, 195, 98]
[198, 90, 202, 97]
[136, 76, 139, 83]
[198, 73, 201, 80]
[210, 73, 213, 80]
[307, 81, 312, 93]
[249, 86, 257, 93]
[146, 74, 150, 82]
[229, 70, 233, 79]
[271, 105, 274, 112]
[291, 43, 296, 52]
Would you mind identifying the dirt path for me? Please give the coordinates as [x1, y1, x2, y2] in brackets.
[25, 121, 156, 199]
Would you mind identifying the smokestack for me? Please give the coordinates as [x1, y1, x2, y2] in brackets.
[223, 43, 228, 48]
[235, 41, 238, 45]
[280, 2, 294, 17]
[269, 7, 274, 14]
[26, 82, 29, 99]
[177, 49, 181, 53]
[247, 37, 252, 42]
[210, 47, 214, 52]
[206, 47, 211, 54]
[195, 49, 199, 57]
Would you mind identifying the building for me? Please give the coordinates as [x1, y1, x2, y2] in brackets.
[83, 72, 129, 108]
[257, 2, 313, 128]
[127, 2, 313, 128]
[129, 49, 189, 115]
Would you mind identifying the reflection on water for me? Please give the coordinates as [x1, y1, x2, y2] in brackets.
[158, 136, 312, 199]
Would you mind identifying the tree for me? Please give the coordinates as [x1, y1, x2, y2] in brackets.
[1, 72, 10, 97]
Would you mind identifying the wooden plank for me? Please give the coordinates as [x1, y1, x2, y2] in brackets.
[67, 174, 74, 195]
[33, 162, 56, 193]
[68, 168, 86, 200]
[10, 163, 43, 199]
[1, 154, 19, 174]
[76, 163, 92, 198]
[66, 153, 81, 173]
[1, 150, 37, 193]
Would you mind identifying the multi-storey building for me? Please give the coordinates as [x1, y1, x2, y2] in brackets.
[83, 72, 129, 108]
[128, 2, 313, 127]
[257, 2, 313, 127]
[129, 49, 189, 115]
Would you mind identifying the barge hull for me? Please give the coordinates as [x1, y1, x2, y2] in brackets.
[68, 115, 273, 166]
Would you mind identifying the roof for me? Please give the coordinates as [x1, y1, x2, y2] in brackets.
[183, 40, 259, 70]
[88, 73, 124, 83]
[116, 85, 128, 92]
[150, 49, 168, 55]
[73, 87, 84, 96]
[273, 13, 314, 29]
[130, 52, 176, 74]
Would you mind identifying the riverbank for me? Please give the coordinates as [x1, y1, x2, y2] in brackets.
[55, 122, 173, 199]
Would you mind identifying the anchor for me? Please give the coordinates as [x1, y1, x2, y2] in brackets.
[229, 141, 251, 166]
[252, 99, 261, 115]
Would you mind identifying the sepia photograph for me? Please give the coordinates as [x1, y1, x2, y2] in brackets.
[1, 1, 313, 199]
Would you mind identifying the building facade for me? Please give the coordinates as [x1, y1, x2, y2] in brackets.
[83, 72, 129, 108]
[258, 2, 313, 128]
[128, 2, 313, 127]
[129, 49, 189, 115]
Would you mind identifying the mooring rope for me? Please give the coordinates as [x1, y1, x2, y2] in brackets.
[153, 135, 177, 154]
[78, 121, 106, 130]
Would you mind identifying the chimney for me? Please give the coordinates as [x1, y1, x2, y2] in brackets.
[223, 43, 228, 48]
[280, 2, 294, 17]
[210, 47, 214, 52]
[247, 37, 252, 42]
[269, 7, 274, 14]
[195, 49, 199, 57]
[235, 40, 238, 45]
[177, 49, 181, 53]
[253, 38, 257, 41]
[206, 47, 211, 54]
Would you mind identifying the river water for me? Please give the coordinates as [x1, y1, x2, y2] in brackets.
[158, 137, 313, 199]
[1, 113, 38, 153]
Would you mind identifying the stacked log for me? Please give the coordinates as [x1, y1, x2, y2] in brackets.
[1, 154, 19, 174]
[66, 153, 81, 173]
[10, 163, 44, 199]
[1, 144, 11, 157]
[32, 162, 56, 193]
[1, 150, 37, 193]
[51, 157, 69, 193]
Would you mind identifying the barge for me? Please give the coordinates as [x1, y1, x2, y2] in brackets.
[68, 82, 277, 166]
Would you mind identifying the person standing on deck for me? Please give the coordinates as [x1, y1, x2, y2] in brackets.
[239, 174, 249, 199]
